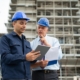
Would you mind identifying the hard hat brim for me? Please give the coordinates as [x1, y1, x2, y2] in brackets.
[12, 18, 30, 22]
[38, 23, 49, 28]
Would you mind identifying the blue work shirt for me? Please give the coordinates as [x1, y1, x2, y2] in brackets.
[0, 37, 1, 54]
[30, 35, 63, 70]
[0, 31, 34, 79]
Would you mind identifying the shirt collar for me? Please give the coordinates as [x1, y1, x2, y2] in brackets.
[11, 31, 17, 36]
[11, 31, 26, 39]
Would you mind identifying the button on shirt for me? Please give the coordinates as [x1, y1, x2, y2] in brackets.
[0, 32, 34, 79]
[30, 35, 63, 70]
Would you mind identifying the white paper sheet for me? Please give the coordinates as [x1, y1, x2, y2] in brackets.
[45, 46, 59, 61]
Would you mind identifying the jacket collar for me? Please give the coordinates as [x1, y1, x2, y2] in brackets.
[11, 31, 26, 39]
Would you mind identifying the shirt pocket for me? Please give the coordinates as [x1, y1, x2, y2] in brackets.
[10, 42, 20, 46]
[10, 42, 21, 54]
[25, 44, 32, 53]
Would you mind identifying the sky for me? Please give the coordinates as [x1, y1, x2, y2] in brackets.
[0, 0, 10, 33]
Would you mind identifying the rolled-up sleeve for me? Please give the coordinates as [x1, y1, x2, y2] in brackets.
[1, 35, 26, 64]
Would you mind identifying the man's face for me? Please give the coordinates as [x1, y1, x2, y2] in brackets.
[37, 25, 48, 38]
[13, 20, 27, 34]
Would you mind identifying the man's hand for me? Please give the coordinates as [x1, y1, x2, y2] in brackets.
[26, 50, 41, 61]
[30, 59, 49, 69]
[40, 35, 51, 47]
[39, 60, 48, 68]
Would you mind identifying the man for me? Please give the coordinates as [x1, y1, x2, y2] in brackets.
[0, 11, 40, 80]
[30, 17, 63, 80]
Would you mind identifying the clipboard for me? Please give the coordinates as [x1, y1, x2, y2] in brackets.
[35, 45, 50, 60]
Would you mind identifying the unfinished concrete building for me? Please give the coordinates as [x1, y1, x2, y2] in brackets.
[5, 0, 80, 80]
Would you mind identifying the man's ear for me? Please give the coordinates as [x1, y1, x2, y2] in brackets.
[36, 26, 38, 33]
[12, 21, 16, 27]
[48, 27, 50, 31]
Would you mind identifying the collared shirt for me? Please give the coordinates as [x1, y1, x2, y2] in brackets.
[30, 35, 63, 70]
[0, 31, 34, 79]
